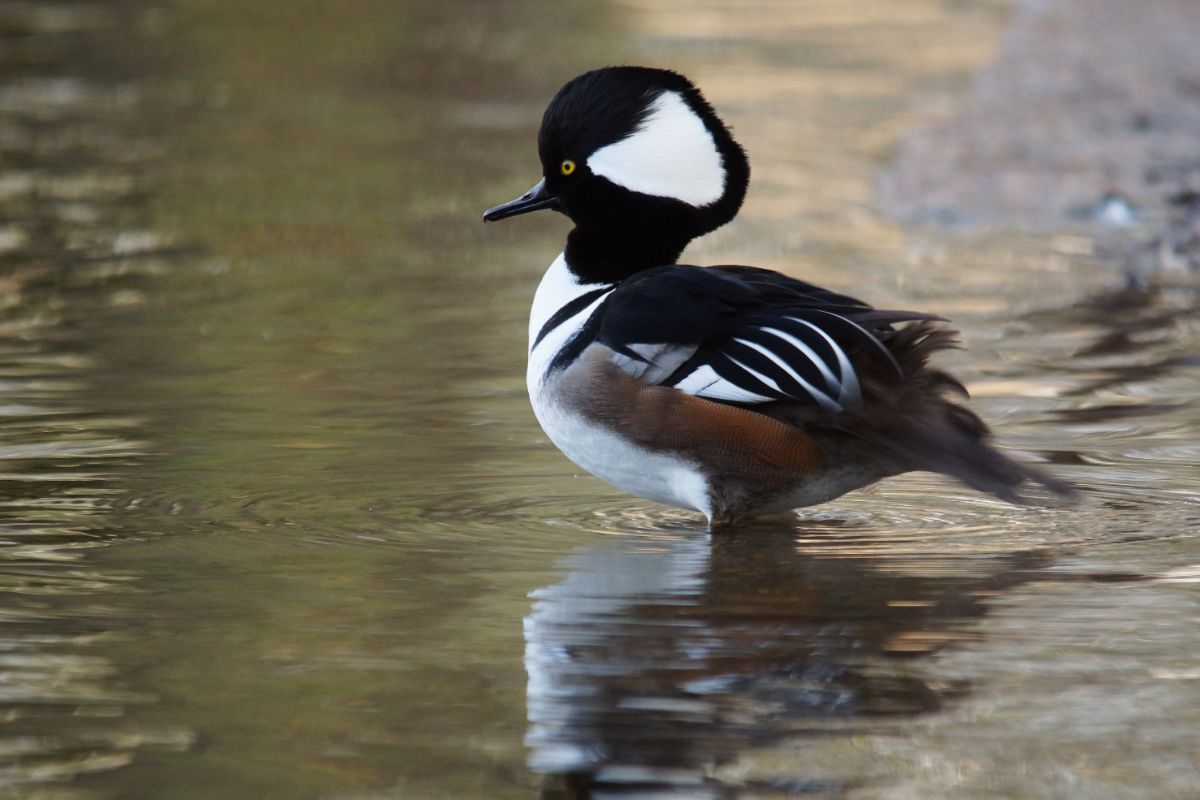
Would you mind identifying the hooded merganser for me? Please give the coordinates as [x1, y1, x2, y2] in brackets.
[484, 66, 1072, 528]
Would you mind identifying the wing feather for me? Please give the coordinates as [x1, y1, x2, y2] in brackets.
[745, 328, 849, 409]
[739, 324, 838, 396]
[585, 264, 927, 414]
[672, 363, 776, 403]
[709, 352, 791, 402]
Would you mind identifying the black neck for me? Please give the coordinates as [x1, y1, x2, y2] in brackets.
[564, 224, 691, 284]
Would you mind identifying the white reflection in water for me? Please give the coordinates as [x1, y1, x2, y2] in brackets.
[521, 528, 1049, 797]
[525, 534, 712, 775]
[522, 528, 1191, 798]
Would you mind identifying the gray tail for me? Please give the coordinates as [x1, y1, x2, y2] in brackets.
[857, 320, 1077, 504]
[884, 401, 1076, 504]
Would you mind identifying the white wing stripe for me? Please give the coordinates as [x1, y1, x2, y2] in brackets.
[609, 342, 698, 384]
[628, 342, 663, 361]
[725, 354, 783, 394]
[733, 336, 841, 412]
[754, 328, 841, 391]
[673, 364, 775, 404]
[787, 317, 863, 407]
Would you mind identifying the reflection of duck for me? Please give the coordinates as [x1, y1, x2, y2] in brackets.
[525, 527, 1059, 798]
[484, 67, 1071, 528]
[1019, 279, 1200, 426]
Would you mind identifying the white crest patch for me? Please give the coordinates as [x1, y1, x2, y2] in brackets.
[586, 91, 725, 207]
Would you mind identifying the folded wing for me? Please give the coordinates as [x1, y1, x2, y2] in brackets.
[591, 265, 935, 413]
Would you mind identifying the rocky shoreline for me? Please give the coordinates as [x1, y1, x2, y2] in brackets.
[877, 0, 1200, 283]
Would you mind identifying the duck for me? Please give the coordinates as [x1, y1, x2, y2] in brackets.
[483, 66, 1072, 528]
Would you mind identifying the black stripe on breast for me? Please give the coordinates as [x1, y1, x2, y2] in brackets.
[532, 287, 612, 350]
[547, 297, 614, 375]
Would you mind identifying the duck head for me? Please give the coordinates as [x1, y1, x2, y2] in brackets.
[484, 66, 751, 283]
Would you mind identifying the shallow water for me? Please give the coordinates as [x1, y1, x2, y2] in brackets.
[0, 1, 1197, 798]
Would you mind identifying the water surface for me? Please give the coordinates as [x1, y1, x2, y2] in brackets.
[0, 1, 1196, 798]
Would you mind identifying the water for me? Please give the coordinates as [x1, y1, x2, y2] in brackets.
[0, 1, 1196, 798]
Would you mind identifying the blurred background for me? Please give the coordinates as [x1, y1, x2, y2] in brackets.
[0, 1, 1196, 798]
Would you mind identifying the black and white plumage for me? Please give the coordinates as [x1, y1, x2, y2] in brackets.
[589, 265, 910, 412]
[485, 66, 1073, 527]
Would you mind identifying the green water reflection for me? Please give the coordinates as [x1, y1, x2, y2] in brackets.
[0, 0, 1197, 798]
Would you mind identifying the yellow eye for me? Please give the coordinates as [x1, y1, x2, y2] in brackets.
[560, 159, 576, 176]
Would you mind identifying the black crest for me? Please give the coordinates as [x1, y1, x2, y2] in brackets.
[536, 67, 752, 282]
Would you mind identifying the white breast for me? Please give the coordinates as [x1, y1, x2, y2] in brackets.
[526, 252, 611, 389]
[526, 255, 712, 518]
